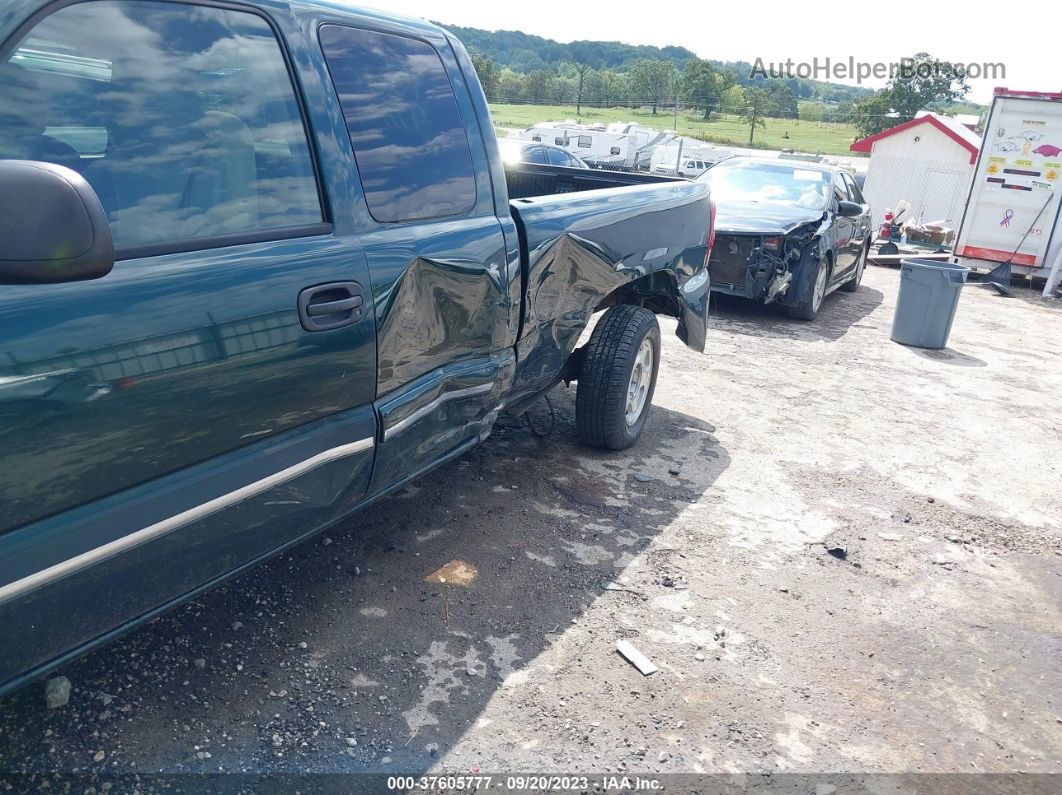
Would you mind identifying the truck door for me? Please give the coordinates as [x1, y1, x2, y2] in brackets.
[0, 0, 377, 681]
[316, 22, 516, 494]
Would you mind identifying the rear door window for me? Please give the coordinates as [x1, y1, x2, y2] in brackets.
[546, 147, 570, 166]
[1, 0, 323, 250]
[318, 25, 477, 223]
[525, 146, 549, 165]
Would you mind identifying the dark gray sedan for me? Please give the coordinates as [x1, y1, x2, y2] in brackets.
[498, 137, 590, 169]
[699, 158, 872, 320]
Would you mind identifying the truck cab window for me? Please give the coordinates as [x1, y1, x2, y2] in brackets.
[0, 0, 322, 250]
[319, 25, 477, 223]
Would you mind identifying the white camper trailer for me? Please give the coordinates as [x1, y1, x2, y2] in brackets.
[519, 121, 678, 171]
[519, 123, 635, 169]
[604, 123, 677, 170]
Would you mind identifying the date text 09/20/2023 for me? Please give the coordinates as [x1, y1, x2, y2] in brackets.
[386, 774, 663, 791]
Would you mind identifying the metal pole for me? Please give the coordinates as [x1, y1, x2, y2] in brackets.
[674, 137, 684, 177]
[1043, 243, 1062, 297]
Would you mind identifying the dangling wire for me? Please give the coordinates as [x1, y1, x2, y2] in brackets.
[524, 393, 555, 437]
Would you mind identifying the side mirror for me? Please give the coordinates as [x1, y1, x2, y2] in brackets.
[837, 200, 864, 218]
[0, 160, 114, 284]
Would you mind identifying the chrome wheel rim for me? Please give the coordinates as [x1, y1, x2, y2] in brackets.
[625, 338, 654, 426]
[812, 262, 828, 311]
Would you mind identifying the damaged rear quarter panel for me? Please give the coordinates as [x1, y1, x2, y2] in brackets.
[507, 181, 710, 406]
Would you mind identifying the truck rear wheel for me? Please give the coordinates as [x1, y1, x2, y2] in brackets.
[576, 305, 660, 450]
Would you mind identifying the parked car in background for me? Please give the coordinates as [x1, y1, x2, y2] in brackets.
[498, 137, 589, 169]
[653, 157, 714, 178]
[0, 0, 712, 694]
[699, 158, 871, 320]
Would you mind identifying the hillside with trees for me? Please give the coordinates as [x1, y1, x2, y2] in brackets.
[448, 23, 985, 152]
[443, 21, 874, 113]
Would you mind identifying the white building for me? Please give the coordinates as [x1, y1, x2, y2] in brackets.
[850, 113, 981, 231]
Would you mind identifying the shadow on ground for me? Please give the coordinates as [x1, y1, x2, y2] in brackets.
[709, 285, 884, 343]
[0, 386, 729, 782]
[904, 346, 988, 368]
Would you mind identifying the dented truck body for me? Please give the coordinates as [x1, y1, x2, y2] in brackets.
[0, 0, 710, 694]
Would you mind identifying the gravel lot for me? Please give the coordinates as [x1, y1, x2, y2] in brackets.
[1, 266, 1059, 786]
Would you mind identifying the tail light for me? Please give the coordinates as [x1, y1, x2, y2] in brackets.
[704, 198, 717, 267]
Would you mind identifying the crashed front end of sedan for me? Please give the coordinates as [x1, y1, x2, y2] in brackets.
[707, 220, 821, 306]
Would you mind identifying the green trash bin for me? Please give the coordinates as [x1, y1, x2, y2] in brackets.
[891, 258, 970, 349]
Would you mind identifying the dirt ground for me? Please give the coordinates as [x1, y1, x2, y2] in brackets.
[1, 266, 1059, 787]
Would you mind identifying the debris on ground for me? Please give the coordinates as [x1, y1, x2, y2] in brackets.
[826, 547, 848, 561]
[616, 640, 659, 676]
[425, 560, 479, 585]
[44, 677, 70, 709]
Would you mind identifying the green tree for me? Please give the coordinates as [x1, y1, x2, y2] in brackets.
[585, 70, 630, 108]
[470, 52, 501, 101]
[496, 69, 526, 103]
[798, 101, 825, 122]
[824, 99, 854, 124]
[565, 61, 594, 116]
[768, 84, 798, 119]
[552, 76, 577, 105]
[741, 87, 774, 144]
[851, 52, 970, 137]
[682, 58, 735, 120]
[523, 69, 555, 104]
[850, 93, 891, 137]
[630, 58, 675, 115]
[721, 84, 746, 116]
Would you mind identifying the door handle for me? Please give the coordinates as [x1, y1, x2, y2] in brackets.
[297, 282, 365, 332]
[306, 296, 363, 316]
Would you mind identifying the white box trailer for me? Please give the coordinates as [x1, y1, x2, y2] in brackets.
[954, 89, 1062, 294]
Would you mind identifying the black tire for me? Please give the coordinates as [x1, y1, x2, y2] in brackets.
[841, 242, 868, 292]
[576, 305, 661, 450]
[878, 241, 898, 255]
[787, 254, 829, 321]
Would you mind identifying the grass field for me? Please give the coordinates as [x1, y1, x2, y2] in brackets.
[487, 103, 861, 156]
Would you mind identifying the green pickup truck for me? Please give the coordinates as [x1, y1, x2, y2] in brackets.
[0, 0, 713, 694]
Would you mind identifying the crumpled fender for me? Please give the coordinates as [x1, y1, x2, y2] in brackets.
[507, 181, 711, 405]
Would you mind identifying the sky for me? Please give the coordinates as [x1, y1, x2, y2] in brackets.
[376, 0, 1059, 105]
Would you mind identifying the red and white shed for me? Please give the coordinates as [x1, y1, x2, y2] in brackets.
[851, 113, 981, 232]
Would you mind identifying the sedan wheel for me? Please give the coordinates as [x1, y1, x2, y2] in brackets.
[787, 253, 829, 321]
[812, 258, 828, 312]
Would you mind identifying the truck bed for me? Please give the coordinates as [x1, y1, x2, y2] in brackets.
[504, 162, 681, 200]
[504, 168, 711, 410]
